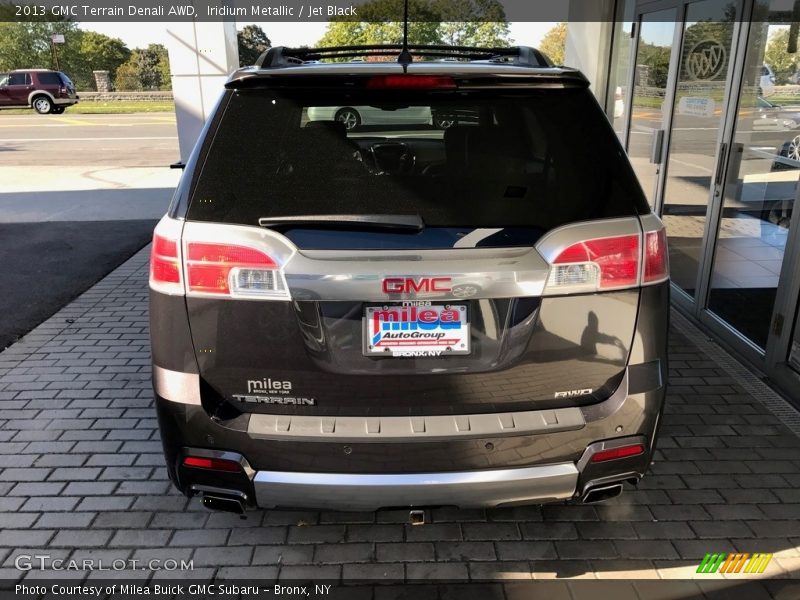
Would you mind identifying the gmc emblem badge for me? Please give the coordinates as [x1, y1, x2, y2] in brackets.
[382, 277, 452, 294]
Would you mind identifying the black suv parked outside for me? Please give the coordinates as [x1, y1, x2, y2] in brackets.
[0, 69, 79, 114]
[150, 45, 669, 514]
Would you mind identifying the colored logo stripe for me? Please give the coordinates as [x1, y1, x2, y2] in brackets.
[697, 553, 772, 574]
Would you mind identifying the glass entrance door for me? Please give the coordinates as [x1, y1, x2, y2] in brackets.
[627, 0, 800, 399]
[706, 6, 800, 352]
[628, 10, 679, 208]
[630, 0, 740, 299]
[659, 0, 738, 298]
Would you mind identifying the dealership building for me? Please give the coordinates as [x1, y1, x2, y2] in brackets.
[164, 0, 800, 404]
[598, 0, 800, 404]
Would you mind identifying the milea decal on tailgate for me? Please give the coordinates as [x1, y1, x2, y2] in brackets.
[232, 377, 316, 405]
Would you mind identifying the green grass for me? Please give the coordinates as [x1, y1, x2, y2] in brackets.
[1, 100, 175, 115]
[765, 95, 800, 106]
[632, 96, 664, 109]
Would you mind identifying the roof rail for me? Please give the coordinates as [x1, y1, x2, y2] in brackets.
[254, 45, 553, 69]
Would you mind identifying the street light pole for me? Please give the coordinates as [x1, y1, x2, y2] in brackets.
[50, 33, 64, 71]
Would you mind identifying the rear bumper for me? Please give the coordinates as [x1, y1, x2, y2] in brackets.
[174, 437, 648, 510]
[155, 361, 661, 509]
[252, 463, 578, 510]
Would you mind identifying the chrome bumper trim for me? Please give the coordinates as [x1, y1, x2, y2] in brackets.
[153, 365, 201, 405]
[253, 463, 578, 510]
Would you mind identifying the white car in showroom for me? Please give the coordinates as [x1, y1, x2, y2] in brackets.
[307, 105, 448, 130]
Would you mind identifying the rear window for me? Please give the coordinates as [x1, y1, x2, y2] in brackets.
[36, 72, 62, 85]
[188, 84, 647, 247]
[8, 73, 31, 86]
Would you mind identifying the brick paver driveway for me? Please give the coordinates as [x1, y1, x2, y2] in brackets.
[1, 248, 799, 596]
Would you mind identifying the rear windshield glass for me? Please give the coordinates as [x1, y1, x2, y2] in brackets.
[188, 85, 647, 247]
[37, 72, 62, 85]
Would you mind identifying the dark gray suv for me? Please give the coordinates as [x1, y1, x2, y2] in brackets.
[150, 45, 669, 514]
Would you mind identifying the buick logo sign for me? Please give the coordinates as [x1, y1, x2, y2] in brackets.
[686, 40, 727, 80]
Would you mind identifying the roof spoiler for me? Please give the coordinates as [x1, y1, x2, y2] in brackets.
[253, 45, 554, 69]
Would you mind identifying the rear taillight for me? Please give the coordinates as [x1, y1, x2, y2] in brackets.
[185, 242, 287, 298]
[539, 217, 669, 295]
[149, 232, 184, 295]
[643, 227, 669, 284]
[367, 75, 456, 89]
[548, 234, 640, 292]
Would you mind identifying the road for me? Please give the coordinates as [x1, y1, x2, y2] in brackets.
[0, 112, 181, 220]
[0, 111, 181, 349]
[0, 112, 179, 166]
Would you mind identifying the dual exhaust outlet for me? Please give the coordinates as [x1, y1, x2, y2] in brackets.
[580, 481, 626, 504]
[198, 492, 246, 515]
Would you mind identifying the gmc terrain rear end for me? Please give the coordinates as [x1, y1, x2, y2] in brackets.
[150, 45, 669, 513]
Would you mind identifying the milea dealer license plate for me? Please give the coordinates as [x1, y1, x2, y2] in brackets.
[364, 303, 470, 357]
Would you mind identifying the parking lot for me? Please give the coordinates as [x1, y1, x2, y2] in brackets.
[0, 111, 799, 598]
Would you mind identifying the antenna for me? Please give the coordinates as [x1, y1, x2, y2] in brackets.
[398, 0, 412, 72]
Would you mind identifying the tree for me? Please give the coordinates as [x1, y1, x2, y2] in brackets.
[114, 54, 141, 91]
[54, 30, 132, 91]
[434, 0, 510, 46]
[114, 44, 171, 91]
[765, 27, 798, 85]
[80, 31, 130, 79]
[238, 24, 271, 66]
[437, 22, 510, 47]
[318, 21, 440, 48]
[0, 21, 80, 71]
[539, 22, 566, 65]
[0, 22, 135, 91]
[317, 0, 508, 50]
[138, 44, 169, 90]
[636, 41, 672, 88]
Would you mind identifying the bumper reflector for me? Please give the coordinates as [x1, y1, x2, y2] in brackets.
[183, 456, 242, 472]
[589, 444, 645, 463]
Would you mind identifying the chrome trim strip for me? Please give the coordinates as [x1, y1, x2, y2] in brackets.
[180, 222, 551, 301]
[285, 246, 549, 301]
[153, 365, 201, 406]
[253, 463, 578, 510]
[453, 228, 504, 248]
[247, 406, 585, 442]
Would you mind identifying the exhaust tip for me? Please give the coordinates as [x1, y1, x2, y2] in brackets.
[581, 482, 624, 504]
[202, 494, 246, 515]
[409, 510, 426, 526]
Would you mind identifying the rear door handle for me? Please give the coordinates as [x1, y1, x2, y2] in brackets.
[650, 129, 665, 164]
[715, 142, 729, 186]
